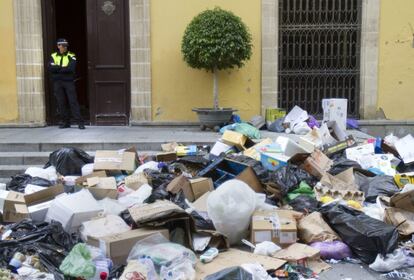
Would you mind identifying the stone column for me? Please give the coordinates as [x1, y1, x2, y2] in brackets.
[261, 0, 279, 116]
[129, 0, 152, 122]
[13, 0, 46, 125]
[360, 0, 381, 119]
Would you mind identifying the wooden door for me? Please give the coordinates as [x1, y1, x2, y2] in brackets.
[87, 0, 131, 125]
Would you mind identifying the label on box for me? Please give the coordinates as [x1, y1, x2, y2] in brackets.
[280, 232, 297, 244]
[254, 231, 272, 243]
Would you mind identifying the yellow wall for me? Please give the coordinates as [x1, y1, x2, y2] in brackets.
[0, 0, 18, 123]
[378, 0, 414, 120]
[151, 0, 261, 121]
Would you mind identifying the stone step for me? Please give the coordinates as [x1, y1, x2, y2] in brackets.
[0, 141, 214, 152]
[0, 151, 160, 166]
[0, 165, 44, 178]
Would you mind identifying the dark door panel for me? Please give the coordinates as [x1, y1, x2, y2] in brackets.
[87, 0, 131, 125]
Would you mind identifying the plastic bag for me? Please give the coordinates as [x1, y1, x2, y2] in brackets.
[328, 157, 362, 176]
[118, 184, 153, 208]
[127, 233, 196, 271]
[97, 198, 126, 215]
[254, 241, 281, 256]
[320, 203, 399, 264]
[59, 243, 96, 278]
[207, 180, 257, 245]
[135, 161, 160, 174]
[288, 195, 319, 213]
[286, 181, 315, 201]
[205, 267, 253, 280]
[292, 122, 312, 135]
[354, 173, 400, 203]
[6, 174, 53, 193]
[266, 165, 317, 196]
[160, 257, 196, 280]
[46, 147, 93, 176]
[25, 166, 57, 181]
[220, 123, 261, 139]
[310, 241, 353, 260]
[268, 118, 285, 133]
[369, 249, 407, 272]
[307, 115, 320, 129]
[81, 163, 94, 176]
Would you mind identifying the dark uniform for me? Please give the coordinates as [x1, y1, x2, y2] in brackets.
[48, 40, 84, 129]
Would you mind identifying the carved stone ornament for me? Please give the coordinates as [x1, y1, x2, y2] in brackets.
[102, 1, 116, 15]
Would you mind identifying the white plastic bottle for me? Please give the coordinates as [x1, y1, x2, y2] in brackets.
[90, 259, 110, 280]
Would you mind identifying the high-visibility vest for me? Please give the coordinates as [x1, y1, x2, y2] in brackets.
[51, 52, 76, 67]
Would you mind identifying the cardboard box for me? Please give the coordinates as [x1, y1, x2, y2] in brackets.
[167, 175, 214, 202]
[390, 189, 414, 212]
[46, 189, 103, 233]
[222, 130, 255, 151]
[75, 171, 107, 186]
[210, 141, 235, 157]
[290, 150, 333, 179]
[260, 153, 289, 171]
[88, 228, 169, 265]
[322, 135, 357, 156]
[395, 134, 414, 164]
[155, 152, 177, 162]
[243, 138, 273, 160]
[276, 136, 310, 157]
[384, 207, 414, 236]
[94, 149, 138, 173]
[86, 177, 118, 200]
[265, 108, 286, 123]
[251, 210, 297, 246]
[176, 145, 197, 156]
[322, 99, 347, 131]
[3, 185, 64, 223]
[0, 190, 9, 213]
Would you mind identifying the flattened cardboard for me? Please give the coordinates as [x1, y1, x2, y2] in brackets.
[3, 184, 64, 223]
[290, 150, 333, 179]
[88, 228, 169, 265]
[236, 167, 264, 193]
[221, 130, 255, 151]
[94, 150, 138, 172]
[166, 175, 193, 200]
[272, 243, 320, 261]
[87, 177, 118, 200]
[124, 173, 149, 191]
[192, 191, 210, 213]
[320, 168, 359, 191]
[128, 200, 186, 224]
[196, 249, 286, 280]
[390, 189, 414, 212]
[251, 210, 297, 247]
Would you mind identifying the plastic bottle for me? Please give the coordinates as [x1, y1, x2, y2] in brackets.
[90, 259, 110, 280]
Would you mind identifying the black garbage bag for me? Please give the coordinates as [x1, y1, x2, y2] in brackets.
[354, 173, 400, 202]
[265, 165, 317, 196]
[0, 219, 78, 280]
[144, 169, 175, 189]
[329, 157, 362, 176]
[288, 195, 319, 213]
[6, 174, 53, 193]
[45, 147, 93, 176]
[226, 154, 270, 182]
[205, 266, 253, 280]
[320, 204, 399, 264]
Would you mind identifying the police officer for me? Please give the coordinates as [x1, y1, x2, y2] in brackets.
[48, 38, 85, 129]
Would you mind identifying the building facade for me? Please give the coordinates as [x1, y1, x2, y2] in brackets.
[0, 0, 412, 126]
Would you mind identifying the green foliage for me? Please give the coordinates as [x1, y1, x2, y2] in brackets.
[181, 7, 253, 72]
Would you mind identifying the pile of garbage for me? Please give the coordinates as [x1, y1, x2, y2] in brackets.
[1, 100, 414, 280]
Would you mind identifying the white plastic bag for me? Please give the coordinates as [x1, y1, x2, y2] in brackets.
[25, 167, 56, 181]
[207, 179, 256, 245]
[64, 176, 80, 186]
[81, 163, 94, 176]
[254, 241, 281, 256]
[134, 161, 159, 174]
[241, 263, 277, 280]
[292, 122, 312, 135]
[97, 198, 126, 216]
[118, 184, 153, 207]
[369, 249, 406, 272]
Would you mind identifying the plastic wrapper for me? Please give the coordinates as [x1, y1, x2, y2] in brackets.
[369, 249, 407, 272]
[310, 241, 353, 260]
[204, 266, 253, 280]
[207, 180, 257, 245]
[320, 203, 399, 264]
[59, 243, 96, 278]
[135, 161, 160, 174]
[288, 195, 319, 213]
[46, 147, 93, 176]
[6, 174, 53, 193]
[81, 163, 94, 176]
[25, 166, 57, 181]
[265, 165, 317, 196]
[97, 197, 127, 215]
[127, 233, 196, 272]
[268, 118, 285, 133]
[118, 183, 153, 208]
[354, 173, 400, 203]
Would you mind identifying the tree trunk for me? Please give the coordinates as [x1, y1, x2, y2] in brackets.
[213, 68, 219, 110]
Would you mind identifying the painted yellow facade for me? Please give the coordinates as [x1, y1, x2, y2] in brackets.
[150, 0, 261, 121]
[377, 0, 414, 120]
[0, 0, 18, 123]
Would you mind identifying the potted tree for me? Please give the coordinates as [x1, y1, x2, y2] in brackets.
[182, 7, 252, 131]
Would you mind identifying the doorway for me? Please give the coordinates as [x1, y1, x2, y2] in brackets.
[42, 0, 131, 125]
